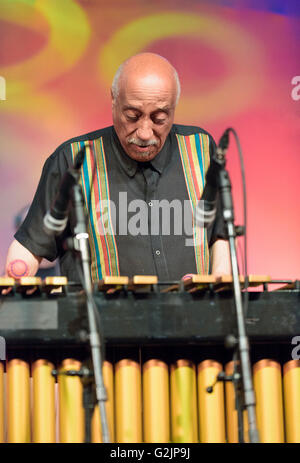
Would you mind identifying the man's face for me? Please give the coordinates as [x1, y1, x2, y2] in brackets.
[112, 74, 176, 162]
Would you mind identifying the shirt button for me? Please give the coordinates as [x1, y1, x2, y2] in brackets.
[155, 250, 160, 256]
[148, 201, 153, 207]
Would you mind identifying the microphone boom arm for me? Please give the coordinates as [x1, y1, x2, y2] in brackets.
[216, 130, 260, 443]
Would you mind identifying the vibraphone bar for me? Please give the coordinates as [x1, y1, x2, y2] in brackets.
[0, 275, 300, 443]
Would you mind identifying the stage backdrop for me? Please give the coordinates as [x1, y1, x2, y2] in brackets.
[0, 0, 299, 279]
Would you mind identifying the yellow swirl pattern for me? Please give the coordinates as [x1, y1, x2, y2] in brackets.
[0, 0, 91, 95]
[99, 12, 265, 121]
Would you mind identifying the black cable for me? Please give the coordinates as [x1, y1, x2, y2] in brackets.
[75, 259, 106, 360]
[226, 128, 249, 316]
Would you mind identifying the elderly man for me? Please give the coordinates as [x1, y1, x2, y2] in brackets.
[5, 53, 231, 282]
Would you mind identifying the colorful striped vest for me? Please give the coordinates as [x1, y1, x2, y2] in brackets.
[70, 130, 211, 281]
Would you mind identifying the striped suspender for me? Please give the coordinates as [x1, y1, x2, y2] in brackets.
[176, 132, 211, 274]
[70, 138, 120, 280]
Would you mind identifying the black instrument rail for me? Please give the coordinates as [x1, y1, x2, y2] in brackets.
[0, 288, 299, 348]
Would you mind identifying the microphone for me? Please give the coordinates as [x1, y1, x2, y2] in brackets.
[195, 129, 229, 227]
[217, 128, 230, 155]
[43, 148, 85, 236]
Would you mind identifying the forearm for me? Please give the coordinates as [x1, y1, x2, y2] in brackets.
[5, 239, 42, 278]
[211, 239, 232, 276]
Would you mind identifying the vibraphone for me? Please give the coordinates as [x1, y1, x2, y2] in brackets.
[0, 275, 300, 443]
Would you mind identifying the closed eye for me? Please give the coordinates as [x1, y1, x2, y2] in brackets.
[126, 114, 139, 122]
[153, 118, 167, 125]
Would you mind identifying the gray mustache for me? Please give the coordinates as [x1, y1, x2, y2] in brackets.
[128, 137, 158, 147]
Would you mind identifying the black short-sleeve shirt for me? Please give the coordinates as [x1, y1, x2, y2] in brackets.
[15, 124, 227, 282]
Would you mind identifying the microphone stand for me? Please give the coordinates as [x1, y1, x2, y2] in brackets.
[70, 183, 110, 443]
[61, 162, 110, 443]
[213, 143, 260, 443]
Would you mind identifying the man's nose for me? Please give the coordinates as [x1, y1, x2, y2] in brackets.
[135, 121, 154, 141]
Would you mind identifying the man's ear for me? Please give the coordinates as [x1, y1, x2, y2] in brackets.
[110, 88, 115, 106]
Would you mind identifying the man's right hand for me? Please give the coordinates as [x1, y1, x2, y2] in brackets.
[1, 239, 42, 295]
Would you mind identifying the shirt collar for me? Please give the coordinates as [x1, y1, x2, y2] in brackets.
[149, 134, 171, 174]
[111, 126, 172, 177]
[111, 127, 138, 177]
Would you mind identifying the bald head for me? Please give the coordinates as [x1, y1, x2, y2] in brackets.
[111, 53, 181, 105]
[111, 53, 180, 162]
